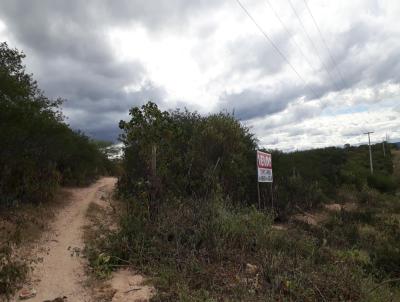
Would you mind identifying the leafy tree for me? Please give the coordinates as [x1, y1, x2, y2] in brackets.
[118, 102, 258, 206]
[0, 42, 111, 205]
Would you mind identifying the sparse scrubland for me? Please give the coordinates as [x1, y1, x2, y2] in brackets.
[1, 41, 400, 301]
[0, 42, 115, 298]
[85, 102, 400, 301]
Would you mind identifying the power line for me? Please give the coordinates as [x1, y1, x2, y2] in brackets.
[265, 0, 342, 118]
[234, 0, 319, 99]
[287, 0, 341, 92]
[265, 0, 317, 77]
[302, 0, 347, 89]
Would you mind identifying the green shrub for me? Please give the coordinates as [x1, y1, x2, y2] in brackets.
[371, 241, 400, 278]
[273, 175, 327, 219]
[367, 174, 397, 193]
[0, 42, 111, 205]
[118, 103, 258, 207]
[357, 187, 384, 205]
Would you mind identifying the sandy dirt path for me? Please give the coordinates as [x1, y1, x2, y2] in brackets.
[14, 177, 117, 302]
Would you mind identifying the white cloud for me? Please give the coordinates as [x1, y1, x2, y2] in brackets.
[256, 107, 400, 151]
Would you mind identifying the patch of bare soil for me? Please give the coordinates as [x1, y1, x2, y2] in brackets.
[292, 211, 328, 226]
[324, 203, 342, 212]
[324, 202, 358, 212]
[282, 202, 359, 228]
[0, 189, 70, 250]
[0, 190, 71, 300]
[11, 177, 116, 302]
[109, 270, 155, 302]
[91, 270, 155, 302]
[271, 224, 288, 231]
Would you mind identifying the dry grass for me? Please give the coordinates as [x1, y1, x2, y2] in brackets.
[83, 187, 125, 302]
[0, 189, 71, 246]
[84, 186, 156, 302]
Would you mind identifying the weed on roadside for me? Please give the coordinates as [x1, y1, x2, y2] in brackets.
[0, 245, 28, 299]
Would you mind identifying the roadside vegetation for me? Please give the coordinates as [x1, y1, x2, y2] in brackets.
[1, 41, 399, 301]
[0, 42, 115, 298]
[270, 140, 395, 218]
[86, 102, 400, 301]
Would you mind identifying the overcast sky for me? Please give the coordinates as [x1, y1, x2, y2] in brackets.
[0, 0, 399, 150]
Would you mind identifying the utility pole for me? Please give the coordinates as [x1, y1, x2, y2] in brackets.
[364, 131, 374, 175]
[383, 138, 386, 158]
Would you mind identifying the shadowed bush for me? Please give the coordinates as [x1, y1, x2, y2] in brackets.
[367, 174, 397, 193]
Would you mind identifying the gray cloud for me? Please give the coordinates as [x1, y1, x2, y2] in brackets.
[0, 0, 225, 40]
[219, 16, 400, 124]
[322, 20, 400, 89]
[227, 30, 290, 76]
[219, 87, 299, 120]
[0, 0, 224, 141]
[0, 0, 399, 148]
[219, 80, 329, 121]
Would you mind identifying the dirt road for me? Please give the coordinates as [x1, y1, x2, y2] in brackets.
[14, 177, 117, 302]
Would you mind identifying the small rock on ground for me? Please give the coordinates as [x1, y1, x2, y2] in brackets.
[18, 288, 36, 300]
[110, 270, 155, 302]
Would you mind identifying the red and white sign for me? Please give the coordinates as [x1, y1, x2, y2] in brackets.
[257, 151, 273, 182]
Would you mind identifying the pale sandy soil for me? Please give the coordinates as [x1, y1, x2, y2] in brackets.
[271, 202, 358, 229]
[109, 270, 155, 302]
[12, 177, 154, 302]
[13, 178, 116, 302]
